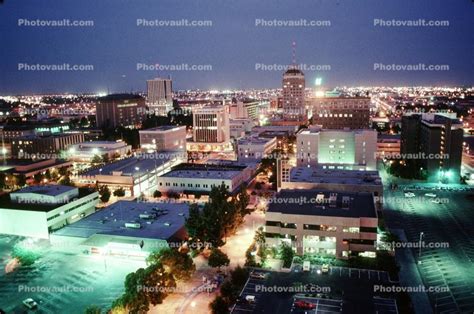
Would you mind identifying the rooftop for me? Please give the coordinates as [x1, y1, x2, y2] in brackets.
[290, 167, 382, 186]
[79, 152, 182, 177]
[139, 125, 185, 132]
[98, 94, 144, 101]
[238, 137, 276, 145]
[12, 185, 76, 197]
[0, 188, 96, 212]
[161, 163, 248, 180]
[267, 189, 376, 218]
[52, 200, 189, 240]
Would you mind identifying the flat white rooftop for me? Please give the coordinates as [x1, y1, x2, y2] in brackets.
[290, 167, 382, 186]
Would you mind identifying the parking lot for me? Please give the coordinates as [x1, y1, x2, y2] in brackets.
[232, 266, 399, 314]
[0, 238, 144, 313]
[384, 184, 474, 313]
[291, 296, 343, 314]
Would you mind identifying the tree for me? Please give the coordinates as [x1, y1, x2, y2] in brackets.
[102, 154, 110, 163]
[113, 263, 176, 313]
[58, 175, 75, 186]
[153, 190, 162, 198]
[0, 172, 6, 189]
[99, 185, 111, 203]
[91, 155, 103, 164]
[279, 243, 294, 268]
[33, 172, 44, 184]
[208, 248, 230, 269]
[15, 174, 27, 187]
[84, 305, 102, 314]
[113, 187, 126, 197]
[209, 296, 229, 314]
[146, 248, 195, 281]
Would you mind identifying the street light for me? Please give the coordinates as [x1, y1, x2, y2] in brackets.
[418, 232, 424, 259]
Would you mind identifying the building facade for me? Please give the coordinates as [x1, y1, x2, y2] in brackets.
[147, 78, 173, 116]
[282, 68, 306, 122]
[67, 141, 131, 162]
[95, 94, 146, 129]
[0, 186, 99, 239]
[401, 113, 464, 178]
[237, 136, 277, 162]
[139, 126, 186, 153]
[296, 126, 377, 170]
[11, 132, 85, 159]
[264, 189, 378, 259]
[309, 97, 370, 129]
[188, 105, 231, 152]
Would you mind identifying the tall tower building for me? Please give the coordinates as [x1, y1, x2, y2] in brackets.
[146, 77, 173, 116]
[282, 42, 306, 122]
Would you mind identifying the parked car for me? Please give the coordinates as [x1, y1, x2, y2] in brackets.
[321, 264, 330, 274]
[250, 271, 267, 279]
[425, 193, 437, 198]
[294, 300, 316, 310]
[22, 298, 38, 309]
[245, 295, 256, 303]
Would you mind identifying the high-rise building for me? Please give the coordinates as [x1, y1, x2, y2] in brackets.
[296, 125, 377, 170]
[95, 94, 146, 129]
[401, 113, 464, 179]
[188, 105, 231, 152]
[308, 97, 370, 129]
[282, 67, 306, 122]
[147, 78, 173, 116]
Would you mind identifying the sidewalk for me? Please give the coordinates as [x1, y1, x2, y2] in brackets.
[392, 228, 433, 314]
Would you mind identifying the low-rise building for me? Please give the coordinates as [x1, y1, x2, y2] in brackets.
[156, 162, 254, 195]
[229, 118, 254, 139]
[67, 141, 131, 162]
[11, 132, 85, 159]
[237, 136, 277, 162]
[50, 200, 189, 258]
[0, 185, 99, 239]
[139, 125, 186, 153]
[376, 134, 401, 160]
[265, 189, 378, 259]
[74, 152, 185, 196]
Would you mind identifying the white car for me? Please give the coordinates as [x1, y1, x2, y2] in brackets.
[404, 192, 415, 198]
[22, 298, 38, 309]
[425, 193, 437, 198]
[321, 264, 330, 274]
[245, 295, 256, 303]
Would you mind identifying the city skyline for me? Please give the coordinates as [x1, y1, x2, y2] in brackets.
[1, 0, 473, 94]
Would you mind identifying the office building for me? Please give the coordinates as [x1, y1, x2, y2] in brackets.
[188, 105, 231, 152]
[264, 189, 378, 259]
[296, 126, 377, 170]
[156, 162, 254, 195]
[95, 94, 146, 129]
[139, 125, 186, 152]
[229, 118, 254, 139]
[11, 132, 85, 159]
[147, 77, 173, 116]
[74, 152, 185, 197]
[67, 141, 131, 162]
[309, 97, 370, 129]
[376, 134, 401, 160]
[50, 200, 189, 258]
[237, 136, 277, 162]
[277, 164, 383, 203]
[0, 185, 99, 239]
[401, 113, 464, 178]
[282, 67, 306, 122]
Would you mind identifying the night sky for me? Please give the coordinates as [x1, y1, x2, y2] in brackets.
[0, 0, 472, 94]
